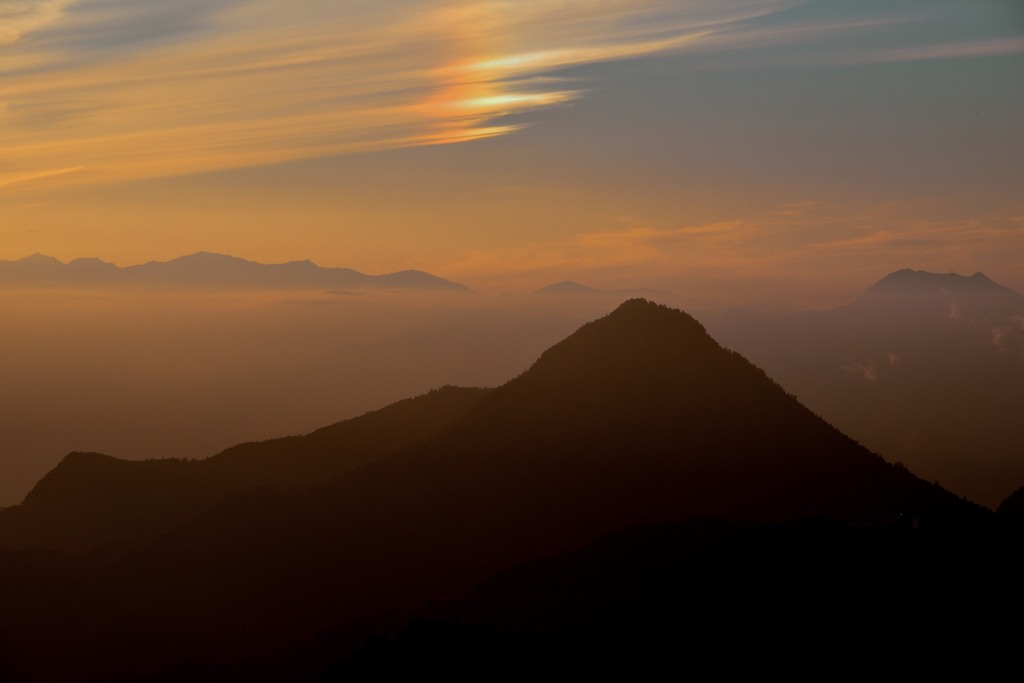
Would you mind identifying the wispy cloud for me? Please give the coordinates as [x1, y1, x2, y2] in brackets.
[857, 37, 1024, 64]
[2, 1, 1017, 192]
[671, 3, 1024, 70]
[1, 0, 798, 190]
[0, 0, 75, 47]
[0, 165, 84, 187]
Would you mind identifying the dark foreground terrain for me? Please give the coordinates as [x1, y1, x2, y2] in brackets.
[0, 300, 1020, 681]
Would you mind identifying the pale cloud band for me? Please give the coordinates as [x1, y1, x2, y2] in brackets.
[861, 37, 1024, 64]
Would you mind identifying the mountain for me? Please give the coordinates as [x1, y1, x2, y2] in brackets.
[865, 268, 1020, 299]
[0, 386, 489, 552]
[0, 251, 470, 290]
[536, 280, 670, 299]
[328, 517, 1020, 678]
[704, 269, 1024, 508]
[537, 280, 604, 295]
[0, 299, 989, 681]
[998, 486, 1024, 518]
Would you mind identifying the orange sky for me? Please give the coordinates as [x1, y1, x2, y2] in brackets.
[2, 0, 1022, 303]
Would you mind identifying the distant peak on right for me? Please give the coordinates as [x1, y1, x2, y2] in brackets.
[862, 269, 1019, 299]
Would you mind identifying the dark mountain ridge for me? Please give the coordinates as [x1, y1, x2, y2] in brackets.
[0, 386, 490, 552]
[0, 299, 993, 681]
[0, 251, 469, 290]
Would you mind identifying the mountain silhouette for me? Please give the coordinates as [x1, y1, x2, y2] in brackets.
[864, 268, 1019, 300]
[0, 251, 469, 290]
[998, 486, 1024, 518]
[705, 269, 1024, 508]
[0, 386, 489, 552]
[0, 299, 989, 681]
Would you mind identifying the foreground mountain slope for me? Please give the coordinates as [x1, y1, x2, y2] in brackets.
[423, 298, 965, 527]
[0, 386, 490, 552]
[328, 517, 1022, 678]
[705, 269, 1024, 507]
[0, 300, 982, 681]
[998, 486, 1024, 518]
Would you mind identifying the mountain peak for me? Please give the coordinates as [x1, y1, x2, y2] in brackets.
[583, 298, 711, 339]
[611, 297, 668, 314]
[16, 253, 63, 265]
[173, 251, 251, 264]
[536, 281, 601, 295]
[534, 298, 715, 366]
[449, 297, 968, 529]
[864, 269, 1017, 298]
[22, 451, 130, 509]
[473, 299, 731, 430]
[970, 271, 994, 284]
[535, 282, 674, 299]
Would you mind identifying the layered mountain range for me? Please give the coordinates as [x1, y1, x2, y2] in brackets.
[705, 269, 1024, 507]
[0, 299, 1016, 681]
[0, 252, 469, 290]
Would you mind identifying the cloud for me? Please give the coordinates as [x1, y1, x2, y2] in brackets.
[990, 326, 1008, 350]
[859, 37, 1024, 63]
[0, 0, 75, 46]
[0, 165, 84, 187]
[24, 0, 244, 56]
[443, 201, 1024, 301]
[3, 0, 1018, 193]
[842, 361, 878, 383]
[1, 0, 799, 190]
[671, 2, 1024, 70]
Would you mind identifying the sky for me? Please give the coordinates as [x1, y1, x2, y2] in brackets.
[2, 0, 1023, 304]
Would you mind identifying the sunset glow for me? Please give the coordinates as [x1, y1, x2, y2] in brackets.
[1, 0, 1021, 298]
[0, 1, 764, 191]
[1, 7, 1023, 670]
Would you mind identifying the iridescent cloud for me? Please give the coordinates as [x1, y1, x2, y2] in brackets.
[0, 0, 797, 190]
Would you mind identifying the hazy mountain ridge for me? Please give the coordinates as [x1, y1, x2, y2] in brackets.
[0, 251, 469, 291]
[865, 268, 1021, 299]
[0, 299, 994, 681]
[535, 280, 671, 299]
[0, 290, 601, 509]
[704, 269, 1024, 508]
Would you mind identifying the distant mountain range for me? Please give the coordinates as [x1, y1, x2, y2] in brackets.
[535, 280, 671, 299]
[704, 268, 1024, 508]
[0, 251, 470, 291]
[2, 298, 1014, 681]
